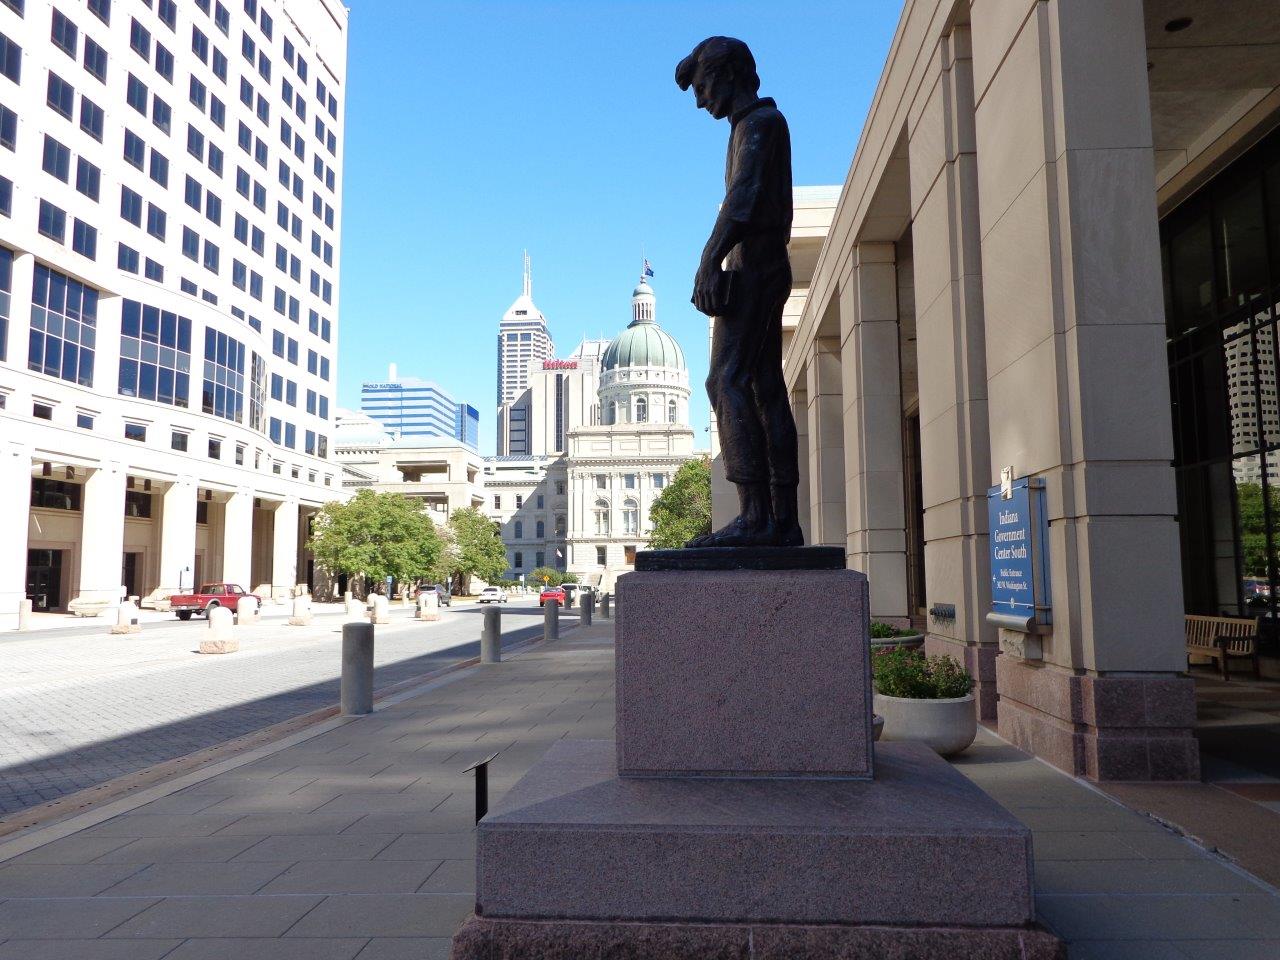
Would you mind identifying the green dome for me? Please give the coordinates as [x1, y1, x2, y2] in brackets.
[601, 317, 686, 372]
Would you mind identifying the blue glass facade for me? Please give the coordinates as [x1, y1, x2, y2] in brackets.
[361, 376, 479, 448]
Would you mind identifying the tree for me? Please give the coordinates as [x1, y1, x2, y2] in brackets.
[648, 456, 712, 549]
[448, 506, 508, 594]
[309, 490, 444, 589]
[529, 566, 561, 587]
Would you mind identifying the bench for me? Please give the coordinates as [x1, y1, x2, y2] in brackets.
[1185, 614, 1261, 680]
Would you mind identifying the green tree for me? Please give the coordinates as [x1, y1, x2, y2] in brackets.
[529, 566, 562, 587]
[1236, 482, 1278, 577]
[648, 456, 712, 549]
[448, 506, 508, 594]
[308, 490, 444, 588]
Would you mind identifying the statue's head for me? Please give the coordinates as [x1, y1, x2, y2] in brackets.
[675, 36, 760, 120]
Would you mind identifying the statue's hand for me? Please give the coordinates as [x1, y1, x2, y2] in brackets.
[692, 262, 727, 317]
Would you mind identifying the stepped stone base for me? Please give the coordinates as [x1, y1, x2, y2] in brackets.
[477, 740, 1036, 928]
[198, 638, 239, 654]
[451, 916, 1065, 960]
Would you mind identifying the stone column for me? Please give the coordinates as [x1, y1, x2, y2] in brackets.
[905, 24, 999, 719]
[840, 244, 909, 624]
[970, 0, 1195, 779]
[0, 443, 31, 615]
[805, 337, 846, 547]
[220, 488, 253, 588]
[271, 497, 300, 601]
[155, 477, 197, 600]
[69, 462, 127, 616]
[791, 378, 812, 545]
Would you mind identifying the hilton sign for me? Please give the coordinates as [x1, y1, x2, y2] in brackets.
[542, 360, 578, 370]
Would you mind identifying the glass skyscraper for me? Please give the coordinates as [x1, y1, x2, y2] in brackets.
[361, 365, 479, 447]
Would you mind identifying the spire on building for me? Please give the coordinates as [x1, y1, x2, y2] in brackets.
[523, 250, 532, 298]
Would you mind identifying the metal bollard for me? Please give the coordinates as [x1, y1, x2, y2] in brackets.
[481, 605, 501, 663]
[580, 593, 593, 626]
[341, 622, 375, 715]
[601, 593, 611, 620]
[544, 598, 560, 641]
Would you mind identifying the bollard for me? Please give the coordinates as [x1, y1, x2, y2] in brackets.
[481, 605, 501, 663]
[544, 598, 560, 641]
[111, 600, 142, 635]
[369, 594, 390, 625]
[288, 593, 312, 626]
[417, 591, 440, 622]
[462, 752, 500, 824]
[341, 622, 374, 715]
[580, 592, 593, 627]
[345, 592, 363, 618]
[601, 593, 611, 620]
[199, 606, 238, 654]
[236, 595, 260, 625]
[17, 598, 32, 631]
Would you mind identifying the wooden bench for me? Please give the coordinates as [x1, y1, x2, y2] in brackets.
[1185, 614, 1261, 680]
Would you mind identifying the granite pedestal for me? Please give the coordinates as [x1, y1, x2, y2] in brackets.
[450, 565, 1063, 959]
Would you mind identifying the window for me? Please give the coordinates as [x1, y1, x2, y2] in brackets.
[146, 204, 166, 240]
[129, 19, 150, 59]
[118, 300, 191, 407]
[494, 495, 501, 509]
[33, 402, 52, 420]
[203, 239, 220, 273]
[596, 546, 607, 566]
[514, 521, 523, 539]
[51, 10, 77, 58]
[191, 26, 208, 62]
[144, 258, 163, 281]
[210, 96, 224, 128]
[594, 500, 610, 535]
[182, 226, 199, 260]
[514, 551, 523, 569]
[515, 494, 523, 509]
[0, 105, 15, 150]
[48, 73, 74, 118]
[117, 243, 139, 273]
[149, 149, 168, 186]
[124, 129, 145, 168]
[37, 200, 66, 242]
[72, 219, 96, 258]
[186, 124, 204, 159]
[154, 43, 173, 82]
[83, 37, 107, 81]
[80, 96, 104, 140]
[203, 328, 245, 421]
[170, 430, 187, 451]
[635, 396, 648, 422]
[0, 175, 9, 216]
[42, 136, 71, 181]
[668, 398, 678, 423]
[126, 73, 147, 114]
[157, 0, 176, 30]
[208, 438, 221, 459]
[76, 412, 93, 430]
[0, 33, 21, 84]
[151, 94, 170, 132]
[88, 0, 110, 26]
[536, 520, 545, 538]
[623, 473, 637, 489]
[623, 499, 639, 535]
[212, 48, 227, 80]
[31, 478, 82, 511]
[0, 245, 10, 360]
[30, 264, 98, 385]
[124, 422, 146, 442]
[595, 474, 607, 489]
[653, 473, 667, 489]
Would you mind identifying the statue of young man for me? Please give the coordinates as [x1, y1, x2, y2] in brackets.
[676, 36, 803, 549]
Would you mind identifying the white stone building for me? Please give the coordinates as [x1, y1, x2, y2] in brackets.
[1, 0, 348, 615]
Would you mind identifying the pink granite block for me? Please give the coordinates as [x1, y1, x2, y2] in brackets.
[476, 740, 1035, 928]
[616, 569, 872, 779]
[450, 916, 1066, 960]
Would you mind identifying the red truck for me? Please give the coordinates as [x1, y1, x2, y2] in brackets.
[170, 583, 260, 620]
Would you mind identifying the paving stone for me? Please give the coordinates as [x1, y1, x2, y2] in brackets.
[232, 834, 399, 862]
[94, 836, 265, 864]
[285, 894, 473, 938]
[162, 936, 368, 959]
[0, 863, 146, 897]
[258, 859, 444, 895]
[0, 898, 158, 939]
[416, 859, 474, 894]
[7, 835, 136, 865]
[375, 833, 476, 861]
[353, 938, 453, 960]
[0, 938, 182, 959]
[212, 813, 364, 835]
[84, 813, 246, 838]
[99, 860, 294, 896]
[1034, 857, 1261, 896]
[104, 895, 325, 939]
[1037, 893, 1280, 941]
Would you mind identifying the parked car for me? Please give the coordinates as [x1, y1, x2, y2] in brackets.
[539, 586, 566, 607]
[478, 586, 507, 604]
[422, 583, 451, 607]
[170, 583, 260, 621]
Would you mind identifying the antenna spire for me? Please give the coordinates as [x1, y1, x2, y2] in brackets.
[522, 250, 531, 297]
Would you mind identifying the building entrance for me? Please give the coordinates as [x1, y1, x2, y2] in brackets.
[122, 552, 141, 600]
[26, 549, 64, 611]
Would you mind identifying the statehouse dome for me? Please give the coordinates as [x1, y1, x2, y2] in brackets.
[601, 279, 687, 372]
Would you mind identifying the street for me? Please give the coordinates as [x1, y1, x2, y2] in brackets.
[0, 599, 566, 816]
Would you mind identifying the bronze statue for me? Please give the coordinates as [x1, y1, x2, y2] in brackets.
[677, 37, 802, 548]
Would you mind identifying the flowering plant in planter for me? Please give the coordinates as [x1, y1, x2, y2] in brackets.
[872, 648, 973, 699]
[872, 648, 977, 756]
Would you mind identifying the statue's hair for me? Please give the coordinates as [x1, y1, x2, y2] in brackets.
[675, 36, 760, 95]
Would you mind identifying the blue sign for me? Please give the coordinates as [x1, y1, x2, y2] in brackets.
[987, 477, 1051, 631]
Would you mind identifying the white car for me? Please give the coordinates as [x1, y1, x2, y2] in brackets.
[478, 586, 507, 604]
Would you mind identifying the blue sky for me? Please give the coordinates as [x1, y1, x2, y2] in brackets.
[337, 1, 899, 455]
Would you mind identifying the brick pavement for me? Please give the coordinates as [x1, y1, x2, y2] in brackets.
[0, 602, 564, 816]
[0, 619, 1276, 958]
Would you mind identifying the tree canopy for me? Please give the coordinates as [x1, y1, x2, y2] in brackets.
[308, 490, 445, 586]
[528, 566, 578, 587]
[447, 506, 508, 593]
[648, 456, 713, 549]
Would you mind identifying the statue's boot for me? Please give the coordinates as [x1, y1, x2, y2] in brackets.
[686, 482, 772, 547]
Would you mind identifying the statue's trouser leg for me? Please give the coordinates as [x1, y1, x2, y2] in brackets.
[708, 314, 769, 488]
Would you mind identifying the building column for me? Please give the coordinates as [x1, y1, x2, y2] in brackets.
[791, 377, 812, 545]
[69, 462, 127, 616]
[806, 336, 846, 547]
[221, 488, 253, 588]
[840, 244, 910, 624]
[153, 476, 197, 602]
[0, 443, 31, 615]
[970, 0, 1195, 778]
[907, 24, 999, 719]
[271, 497, 300, 601]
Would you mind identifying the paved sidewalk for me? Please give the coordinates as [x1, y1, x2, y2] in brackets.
[0, 618, 1275, 958]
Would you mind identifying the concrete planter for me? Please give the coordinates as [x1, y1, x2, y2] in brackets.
[873, 692, 976, 757]
[869, 631, 925, 652]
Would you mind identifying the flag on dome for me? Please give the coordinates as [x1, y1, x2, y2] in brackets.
[643, 259, 654, 278]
